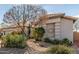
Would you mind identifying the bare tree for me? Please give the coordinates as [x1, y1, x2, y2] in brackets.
[74, 19, 79, 32]
[3, 5, 47, 35]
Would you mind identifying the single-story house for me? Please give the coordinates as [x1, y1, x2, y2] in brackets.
[33, 13, 77, 42]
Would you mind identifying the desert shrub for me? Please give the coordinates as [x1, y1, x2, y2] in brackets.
[47, 45, 74, 54]
[61, 38, 72, 46]
[32, 27, 45, 41]
[3, 34, 27, 48]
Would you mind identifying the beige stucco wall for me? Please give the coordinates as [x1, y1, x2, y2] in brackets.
[39, 17, 73, 42]
[42, 18, 61, 40]
[60, 18, 73, 42]
[45, 18, 61, 24]
[54, 22, 61, 40]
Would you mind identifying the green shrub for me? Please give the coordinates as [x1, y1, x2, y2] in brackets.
[32, 27, 45, 41]
[44, 38, 61, 44]
[52, 39, 61, 45]
[44, 38, 72, 46]
[47, 45, 74, 54]
[61, 38, 72, 46]
[3, 34, 27, 48]
[44, 37, 52, 43]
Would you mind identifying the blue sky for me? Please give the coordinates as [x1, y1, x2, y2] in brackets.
[0, 4, 79, 24]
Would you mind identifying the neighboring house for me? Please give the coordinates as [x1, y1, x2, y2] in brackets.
[0, 25, 29, 36]
[34, 13, 77, 42]
[0, 26, 22, 35]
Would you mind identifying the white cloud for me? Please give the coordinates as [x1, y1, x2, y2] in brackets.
[74, 15, 79, 18]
